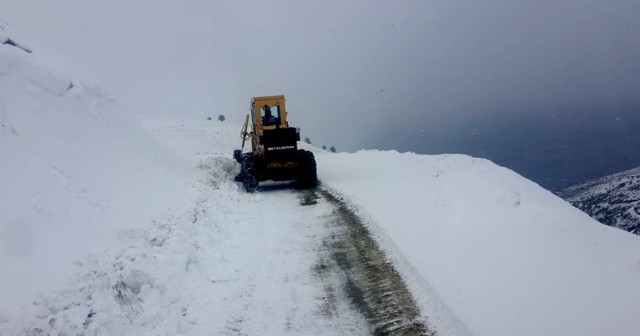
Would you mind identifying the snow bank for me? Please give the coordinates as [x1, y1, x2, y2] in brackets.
[317, 150, 640, 336]
[0, 21, 189, 313]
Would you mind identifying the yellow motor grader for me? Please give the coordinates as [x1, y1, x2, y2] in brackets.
[233, 95, 317, 192]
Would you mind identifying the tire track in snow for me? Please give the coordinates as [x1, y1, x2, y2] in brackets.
[307, 189, 435, 336]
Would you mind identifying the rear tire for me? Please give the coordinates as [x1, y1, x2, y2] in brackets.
[296, 150, 318, 188]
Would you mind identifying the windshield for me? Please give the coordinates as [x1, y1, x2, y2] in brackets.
[260, 104, 281, 126]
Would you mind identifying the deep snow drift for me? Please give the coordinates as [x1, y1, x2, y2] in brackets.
[0, 21, 189, 313]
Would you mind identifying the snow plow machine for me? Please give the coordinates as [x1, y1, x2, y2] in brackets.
[233, 95, 317, 192]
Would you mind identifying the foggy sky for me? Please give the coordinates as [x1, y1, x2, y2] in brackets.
[4, 0, 640, 189]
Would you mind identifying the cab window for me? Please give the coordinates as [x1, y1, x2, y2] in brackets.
[260, 104, 281, 126]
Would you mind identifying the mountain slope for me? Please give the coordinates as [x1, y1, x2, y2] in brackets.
[557, 167, 640, 235]
[0, 20, 189, 312]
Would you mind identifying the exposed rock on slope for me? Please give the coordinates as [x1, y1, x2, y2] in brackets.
[558, 167, 640, 235]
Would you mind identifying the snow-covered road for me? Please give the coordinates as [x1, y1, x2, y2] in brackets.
[2, 160, 430, 335]
[197, 181, 371, 336]
[1, 116, 431, 335]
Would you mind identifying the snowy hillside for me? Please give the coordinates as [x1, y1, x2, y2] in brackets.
[558, 167, 640, 235]
[0, 21, 189, 313]
[3, 18, 640, 336]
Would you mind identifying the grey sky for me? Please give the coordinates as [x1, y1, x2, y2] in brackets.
[4, 0, 640, 188]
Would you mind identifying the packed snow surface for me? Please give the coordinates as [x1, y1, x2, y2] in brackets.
[3, 19, 640, 336]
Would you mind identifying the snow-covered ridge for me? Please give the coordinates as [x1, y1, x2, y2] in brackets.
[558, 166, 640, 235]
[0, 21, 189, 313]
[0, 19, 101, 97]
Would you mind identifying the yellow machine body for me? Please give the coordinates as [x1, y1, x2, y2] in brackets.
[234, 95, 317, 192]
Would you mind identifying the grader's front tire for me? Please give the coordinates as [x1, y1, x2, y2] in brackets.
[240, 155, 259, 192]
